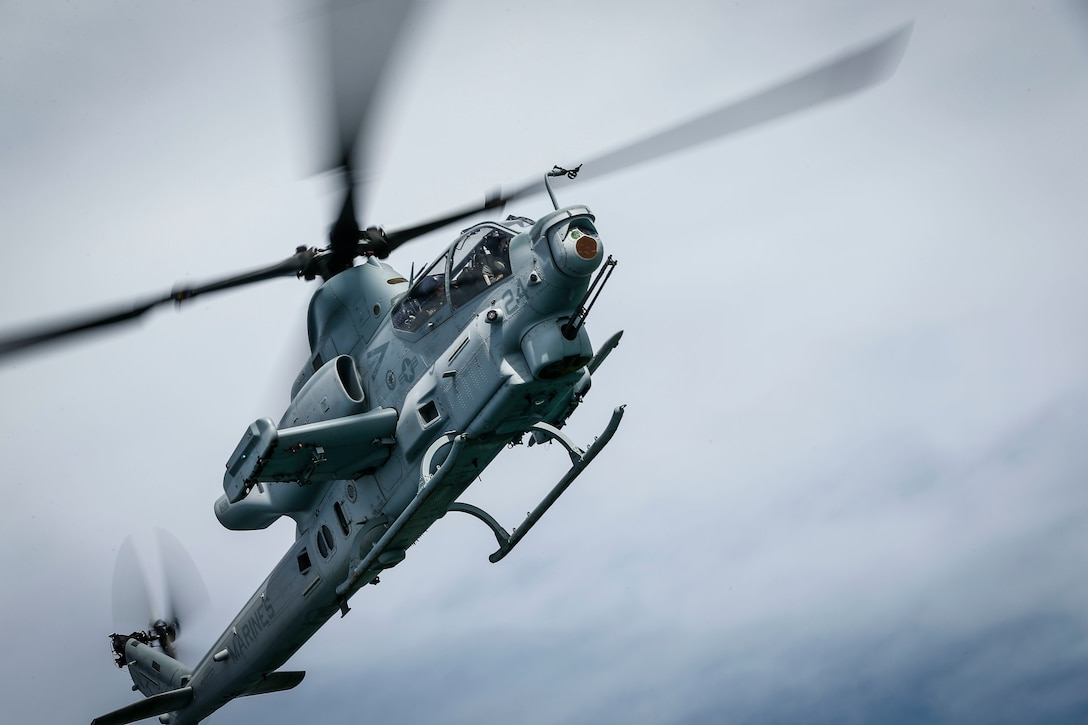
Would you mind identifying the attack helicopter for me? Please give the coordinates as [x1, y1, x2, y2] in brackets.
[0, 2, 911, 723]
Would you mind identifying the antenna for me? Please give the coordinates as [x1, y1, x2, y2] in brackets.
[544, 164, 581, 210]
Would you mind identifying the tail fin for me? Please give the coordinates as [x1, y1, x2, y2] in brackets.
[90, 686, 193, 725]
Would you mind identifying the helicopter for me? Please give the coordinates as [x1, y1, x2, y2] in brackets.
[0, 3, 911, 723]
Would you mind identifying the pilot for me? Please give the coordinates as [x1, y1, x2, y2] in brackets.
[417, 273, 445, 314]
[415, 272, 442, 300]
[479, 234, 509, 285]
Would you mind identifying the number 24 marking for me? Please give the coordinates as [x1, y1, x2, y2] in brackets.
[501, 279, 528, 316]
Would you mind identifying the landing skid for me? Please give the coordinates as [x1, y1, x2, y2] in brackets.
[448, 405, 625, 562]
[333, 406, 623, 609]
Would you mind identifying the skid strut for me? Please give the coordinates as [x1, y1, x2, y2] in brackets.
[448, 405, 625, 563]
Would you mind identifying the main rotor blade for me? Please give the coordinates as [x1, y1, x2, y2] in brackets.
[318, 0, 418, 274]
[329, 179, 362, 271]
[321, 0, 417, 176]
[362, 25, 911, 255]
[0, 248, 318, 360]
[503, 23, 913, 202]
[368, 192, 506, 257]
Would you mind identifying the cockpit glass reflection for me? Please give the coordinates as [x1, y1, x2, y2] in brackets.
[450, 227, 513, 309]
[391, 258, 446, 332]
[391, 225, 514, 333]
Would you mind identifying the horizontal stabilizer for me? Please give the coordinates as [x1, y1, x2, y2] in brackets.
[90, 686, 193, 725]
[242, 670, 306, 697]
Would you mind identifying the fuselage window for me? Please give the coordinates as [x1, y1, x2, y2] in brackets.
[317, 524, 336, 559]
[391, 257, 447, 332]
[297, 549, 311, 574]
[450, 227, 513, 309]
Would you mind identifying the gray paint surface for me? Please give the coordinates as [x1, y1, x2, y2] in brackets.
[2, 1, 1088, 723]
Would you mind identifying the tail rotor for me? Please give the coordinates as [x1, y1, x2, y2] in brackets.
[109, 530, 209, 666]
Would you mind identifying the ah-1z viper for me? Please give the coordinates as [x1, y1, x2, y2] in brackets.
[0, 3, 910, 722]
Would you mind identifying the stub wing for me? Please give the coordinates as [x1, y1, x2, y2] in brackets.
[223, 407, 398, 502]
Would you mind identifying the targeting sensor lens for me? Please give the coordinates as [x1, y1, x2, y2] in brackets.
[570, 228, 599, 260]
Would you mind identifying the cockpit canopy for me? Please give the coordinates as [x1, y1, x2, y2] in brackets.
[391, 224, 515, 333]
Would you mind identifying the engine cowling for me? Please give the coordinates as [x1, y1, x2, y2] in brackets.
[215, 355, 370, 531]
[280, 355, 366, 428]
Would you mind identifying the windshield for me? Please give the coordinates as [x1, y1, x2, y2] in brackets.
[391, 257, 446, 333]
[449, 226, 513, 309]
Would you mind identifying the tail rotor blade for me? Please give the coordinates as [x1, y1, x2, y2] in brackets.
[109, 531, 209, 664]
[156, 528, 210, 640]
[111, 537, 155, 632]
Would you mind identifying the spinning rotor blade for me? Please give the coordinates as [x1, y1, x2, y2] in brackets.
[360, 192, 507, 258]
[321, 0, 416, 178]
[0, 248, 320, 360]
[354, 24, 912, 258]
[112, 537, 155, 633]
[0, 1, 421, 360]
[110, 532, 209, 662]
[319, 0, 418, 275]
[157, 528, 211, 637]
[501, 23, 913, 202]
[0, 18, 911, 361]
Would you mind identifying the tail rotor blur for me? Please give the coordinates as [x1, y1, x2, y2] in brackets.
[109, 530, 209, 665]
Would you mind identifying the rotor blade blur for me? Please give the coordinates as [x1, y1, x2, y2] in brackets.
[320, 0, 417, 175]
[112, 537, 155, 631]
[156, 529, 210, 637]
[376, 192, 505, 255]
[328, 178, 363, 272]
[0, 248, 317, 360]
[503, 23, 913, 202]
[317, 0, 418, 274]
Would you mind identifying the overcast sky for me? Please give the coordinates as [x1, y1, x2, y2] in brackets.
[3, 1, 1088, 724]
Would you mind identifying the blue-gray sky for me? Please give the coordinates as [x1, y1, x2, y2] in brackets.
[2, 1, 1088, 724]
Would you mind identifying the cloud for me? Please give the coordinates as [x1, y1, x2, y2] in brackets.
[4, 2, 1088, 724]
